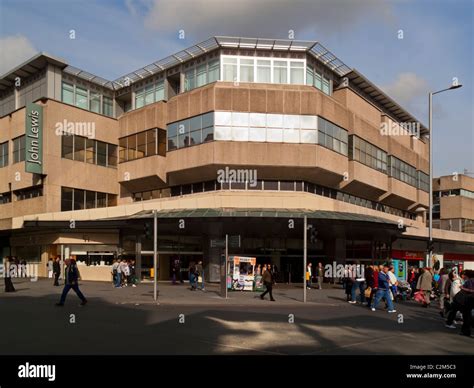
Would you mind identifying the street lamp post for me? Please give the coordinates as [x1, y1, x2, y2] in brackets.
[427, 83, 462, 267]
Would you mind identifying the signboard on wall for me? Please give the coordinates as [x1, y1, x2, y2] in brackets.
[25, 102, 43, 174]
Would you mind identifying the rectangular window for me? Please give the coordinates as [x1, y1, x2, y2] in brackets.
[75, 86, 88, 109]
[74, 136, 86, 162]
[13, 135, 26, 163]
[196, 64, 207, 87]
[239, 58, 254, 82]
[73, 189, 85, 210]
[315, 72, 322, 90]
[0, 141, 8, 168]
[107, 144, 117, 167]
[146, 129, 157, 156]
[119, 137, 127, 162]
[322, 76, 330, 95]
[158, 128, 166, 156]
[185, 69, 195, 92]
[62, 134, 74, 160]
[350, 135, 387, 173]
[85, 190, 96, 209]
[96, 141, 107, 166]
[61, 82, 74, 105]
[155, 81, 165, 101]
[97, 191, 107, 208]
[137, 131, 147, 158]
[273, 61, 288, 84]
[256, 60, 271, 83]
[306, 66, 314, 86]
[85, 138, 96, 164]
[208, 59, 220, 83]
[290, 61, 304, 84]
[317, 117, 348, 156]
[222, 57, 237, 82]
[103, 96, 113, 117]
[135, 90, 145, 109]
[90, 93, 101, 113]
[145, 84, 154, 105]
[389, 156, 417, 187]
[418, 171, 429, 192]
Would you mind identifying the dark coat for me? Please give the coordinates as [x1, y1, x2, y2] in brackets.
[262, 269, 273, 284]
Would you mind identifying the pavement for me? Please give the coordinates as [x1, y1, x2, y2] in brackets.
[0, 278, 473, 355]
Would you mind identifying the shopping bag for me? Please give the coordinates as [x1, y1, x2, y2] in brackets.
[414, 291, 425, 303]
[198, 276, 202, 283]
[364, 286, 371, 298]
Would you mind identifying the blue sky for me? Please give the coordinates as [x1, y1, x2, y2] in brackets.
[0, 0, 472, 176]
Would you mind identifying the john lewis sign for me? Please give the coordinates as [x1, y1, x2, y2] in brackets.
[25, 103, 43, 174]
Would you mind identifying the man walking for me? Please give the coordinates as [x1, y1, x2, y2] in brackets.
[317, 262, 324, 289]
[371, 264, 396, 313]
[306, 263, 312, 289]
[55, 259, 87, 306]
[260, 264, 275, 301]
[416, 267, 433, 307]
[53, 257, 61, 286]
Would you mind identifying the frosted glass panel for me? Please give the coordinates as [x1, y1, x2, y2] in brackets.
[266, 128, 283, 142]
[232, 127, 249, 141]
[300, 130, 317, 144]
[214, 111, 232, 126]
[300, 115, 317, 129]
[214, 126, 232, 141]
[283, 114, 300, 129]
[267, 114, 283, 128]
[283, 129, 300, 143]
[249, 113, 266, 127]
[232, 112, 249, 127]
[249, 127, 266, 142]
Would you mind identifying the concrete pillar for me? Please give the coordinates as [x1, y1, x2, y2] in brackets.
[203, 221, 224, 282]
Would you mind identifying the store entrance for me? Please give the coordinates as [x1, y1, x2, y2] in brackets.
[139, 252, 203, 281]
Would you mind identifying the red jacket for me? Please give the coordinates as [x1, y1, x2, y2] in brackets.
[373, 270, 379, 288]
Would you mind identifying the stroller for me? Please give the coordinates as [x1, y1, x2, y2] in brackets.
[396, 280, 412, 301]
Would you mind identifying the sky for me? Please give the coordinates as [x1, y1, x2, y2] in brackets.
[0, 0, 472, 176]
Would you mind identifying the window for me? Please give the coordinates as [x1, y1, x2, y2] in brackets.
[0, 141, 8, 168]
[107, 144, 118, 167]
[61, 187, 115, 211]
[74, 136, 86, 162]
[185, 69, 195, 92]
[168, 113, 214, 150]
[208, 59, 220, 83]
[61, 82, 74, 105]
[13, 135, 25, 163]
[135, 89, 145, 109]
[256, 60, 271, 83]
[318, 117, 348, 155]
[389, 156, 417, 187]
[306, 65, 331, 95]
[118, 128, 164, 162]
[306, 66, 314, 86]
[273, 61, 287, 84]
[75, 86, 88, 109]
[418, 171, 429, 192]
[15, 186, 43, 201]
[155, 82, 165, 102]
[223, 57, 238, 82]
[61, 134, 116, 168]
[90, 93, 101, 113]
[96, 141, 107, 167]
[103, 96, 113, 117]
[290, 61, 304, 84]
[239, 58, 254, 82]
[350, 135, 387, 173]
[137, 131, 147, 158]
[0, 192, 12, 204]
[196, 64, 207, 87]
[145, 84, 154, 105]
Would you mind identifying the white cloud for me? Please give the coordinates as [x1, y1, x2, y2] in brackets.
[0, 35, 38, 75]
[142, 0, 393, 39]
[381, 72, 429, 106]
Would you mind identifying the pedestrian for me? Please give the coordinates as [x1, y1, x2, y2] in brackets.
[129, 259, 137, 287]
[196, 260, 205, 290]
[53, 257, 61, 286]
[316, 262, 324, 289]
[260, 264, 275, 301]
[112, 259, 120, 287]
[370, 264, 396, 313]
[416, 267, 433, 308]
[189, 261, 197, 290]
[438, 268, 449, 317]
[3, 257, 16, 293]
[55, 259, 87, 306]
[408, 266, 417, 291]
[177, 257, 183, 283]
[349, 263, 366, 304]
[445, 270, 474, 336]
[47, 258, 53, 279]
[343, 265, 353, 302]
[306, 263, 312, 289]
[365, 264, 375, 307]
[171, 256, 179, 285]
[388, 266, 398, 302]
[119, 259, 130, 287]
